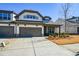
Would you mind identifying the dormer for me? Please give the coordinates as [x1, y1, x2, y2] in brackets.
[43, 16, 51, 23]
[15, 10, 43, 22]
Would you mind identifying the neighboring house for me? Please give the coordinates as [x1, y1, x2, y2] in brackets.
[0, 10, 61, 37]
[55, 16, 79, 34]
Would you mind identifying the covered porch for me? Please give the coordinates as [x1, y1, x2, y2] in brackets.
[43, 24, 61, 36]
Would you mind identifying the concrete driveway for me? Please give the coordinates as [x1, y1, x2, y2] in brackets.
[0, 37, 75, 56]
[61, 43, 79, 53]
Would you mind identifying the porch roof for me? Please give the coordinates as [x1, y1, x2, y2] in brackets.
[44, 23, 62, 27]
[0, 21, 62, 27]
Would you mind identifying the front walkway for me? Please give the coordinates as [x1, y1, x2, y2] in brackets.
[0, 37, 75, 56]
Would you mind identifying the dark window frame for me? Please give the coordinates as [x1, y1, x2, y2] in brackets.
[23, 15, 39, 19]
[0, 13, 11, 20]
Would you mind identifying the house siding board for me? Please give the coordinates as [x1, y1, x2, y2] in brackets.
[65, 21, 79, 34]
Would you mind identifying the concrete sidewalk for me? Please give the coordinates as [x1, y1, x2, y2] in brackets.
[0, 37, 75, 56]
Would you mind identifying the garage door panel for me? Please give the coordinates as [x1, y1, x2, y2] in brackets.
[19, 27, 42, 37]
[0, 26, 14, 37]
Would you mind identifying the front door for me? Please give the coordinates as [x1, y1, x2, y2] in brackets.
[44, 26, 54, 36]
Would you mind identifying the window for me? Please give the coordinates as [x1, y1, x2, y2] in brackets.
[48, 27, 54, 35]
[0, 13, 2, 20]
[0, 13, 11, 20]
[3, 13, 7, 20]
[24, 15, 39, 19]
[28, 15, 32, 18]
[3, 13, 7, 17]
[35, 16, 38, 19]
[24, 15, 27, 18]
[32, 16, 35, 19]
[7, 14, 11, 20]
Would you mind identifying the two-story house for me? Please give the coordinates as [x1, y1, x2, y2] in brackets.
[0, 10, 61, 37]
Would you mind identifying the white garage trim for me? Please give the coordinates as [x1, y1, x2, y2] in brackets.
[14, 25, 19, 35]
[0, 24, 9, 26]
[14, 25, 19, 34]
[0, 24, 16, 26]
[42, 27, 44, 36]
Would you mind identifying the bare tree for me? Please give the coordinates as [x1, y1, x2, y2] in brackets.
[62, 3, 71, 33]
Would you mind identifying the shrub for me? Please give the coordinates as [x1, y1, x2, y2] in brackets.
[59, 33, 70, 38]
[51, 33, 58, 37]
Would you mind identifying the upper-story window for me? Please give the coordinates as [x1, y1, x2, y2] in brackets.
[0, 13, 2, 20]
[43, 18, 51, 23]
[24, 15, 38, 19]
[0, 13, 11, 20]
[76, 17, 79, 22]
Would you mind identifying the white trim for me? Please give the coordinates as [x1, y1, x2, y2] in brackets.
[0, 24, 15, 26]
[42, 26, 44, 36]
[14, 25, 19, 34]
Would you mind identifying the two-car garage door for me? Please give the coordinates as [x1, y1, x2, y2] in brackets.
[19, 27, 42, 37]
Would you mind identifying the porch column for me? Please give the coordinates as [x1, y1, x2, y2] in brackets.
[42, 26, 44, 36]
[14, 25, 19, 37]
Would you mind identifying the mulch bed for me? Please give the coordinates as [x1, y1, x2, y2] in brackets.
[48, 35, 79, 45]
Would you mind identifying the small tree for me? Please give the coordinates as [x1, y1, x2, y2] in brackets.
[61, 3, 71, 33]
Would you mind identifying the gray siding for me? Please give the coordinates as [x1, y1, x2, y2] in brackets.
[55, 19, 79, 34]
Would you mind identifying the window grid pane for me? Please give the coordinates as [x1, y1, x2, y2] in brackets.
[7, 14, 11, 20]
[3, 13, 8, 20]
[0, 13, 2, 20]
[0, 13, 11, 20]
[24, 15, 39, 19]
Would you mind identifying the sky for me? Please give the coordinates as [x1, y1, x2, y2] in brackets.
[0, 3, 79, 22]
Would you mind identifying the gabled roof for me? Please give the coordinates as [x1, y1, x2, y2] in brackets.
[66, 16, 79, 23]
[66, 16, 78, 21]
[15, 10, 43, 19]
